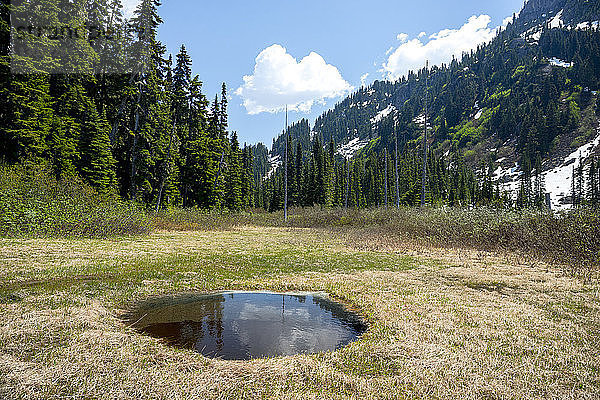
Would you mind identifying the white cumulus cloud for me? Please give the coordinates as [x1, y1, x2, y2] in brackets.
[382, 15, 497, 80]
[122, 0, 141, 18]
[502, 16, 514, 27]
[396, 33, 409, 42]
[360, 73, 369, 87]
[236, 44, 353, 114]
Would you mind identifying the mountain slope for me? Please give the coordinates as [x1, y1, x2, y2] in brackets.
[517, 0, 600, 28]
[261, 0, 600, 209]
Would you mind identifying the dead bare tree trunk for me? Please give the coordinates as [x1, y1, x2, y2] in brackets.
[394, 122, 400, 208]
[384, 148, 388, 208]
[421, 60, 429, 207]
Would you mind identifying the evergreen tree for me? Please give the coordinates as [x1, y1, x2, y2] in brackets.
[226, 131, 243, 210]
[79, 109, 116, 191]
[241, 145, 255, 209]
[4, 75, 54, 163]
[324, 139, 335, 207]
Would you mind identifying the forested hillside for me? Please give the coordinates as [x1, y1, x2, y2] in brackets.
[1, 0, 255, 211]
[263, 0, 600, 210]
[2, 0, 600, 213]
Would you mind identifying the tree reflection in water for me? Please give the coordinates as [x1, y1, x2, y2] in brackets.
[124, 292, 367, 360]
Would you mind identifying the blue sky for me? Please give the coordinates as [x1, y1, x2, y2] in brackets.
[147, 0, 525, 146]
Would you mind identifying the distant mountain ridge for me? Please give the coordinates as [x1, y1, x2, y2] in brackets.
[517, 0, 600, 28]
[257, 0, 600, 208]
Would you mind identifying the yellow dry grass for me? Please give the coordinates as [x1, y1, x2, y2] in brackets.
[0, 227, 598, 399]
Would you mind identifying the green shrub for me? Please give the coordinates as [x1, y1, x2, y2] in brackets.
[0, 164, 152, 238]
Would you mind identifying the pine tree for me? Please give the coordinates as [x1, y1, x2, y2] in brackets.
[180, 75, 208, 206]
[183, 128, 213, 208]
[312, 137, 325, 204]
[241, 145, 255, 209]
[4, 75, 54, 163]
[324, 139, 335, 207]
[79, 109, 116, 191]
[126, 0, 166, 201]
[533, 155, 545, 208]
[219, 83, 228, 141]
[294, 142, 303, 205]
[285, 134, 295, 207]
[207, 94, 226, 208]
[226, 131, 243, 210]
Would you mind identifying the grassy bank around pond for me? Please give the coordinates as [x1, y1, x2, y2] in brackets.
[3, 164, 598, 279]
[155, 206, 600, 279]
[0, 227, 598, 399]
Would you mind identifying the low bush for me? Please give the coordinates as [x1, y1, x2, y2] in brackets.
[3, 163, 597, 277]
[284, 206, 600, 277]
[0, 164, 153, 238]
[156, 205, 600, 277]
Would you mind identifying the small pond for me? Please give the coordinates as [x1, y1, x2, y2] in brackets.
[124, 291, 367, 360]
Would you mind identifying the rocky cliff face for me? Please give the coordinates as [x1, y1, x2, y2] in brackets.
[518, 0, 600, 28]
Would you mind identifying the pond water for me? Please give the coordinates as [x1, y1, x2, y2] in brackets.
[124, 291, 367, 360]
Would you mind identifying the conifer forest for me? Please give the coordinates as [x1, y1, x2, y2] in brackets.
[3, 0, 600, 214]
[2, 1, 600, 399]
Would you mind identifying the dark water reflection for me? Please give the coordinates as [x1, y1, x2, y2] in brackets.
[125, 291, 367, 360]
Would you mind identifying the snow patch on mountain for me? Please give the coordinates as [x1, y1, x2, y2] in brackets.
[575, 21, 600, 30]
[493, 162, 521, 194]
[543, 128, 600, 209]
[521, 22, 544, 43]
[265, 154, 281, 180]
[336, 137, 369, 159]
[492, 125, 600, 209]
[549, 57, 572, 68]
[350, 100, 373, 109]
[413, 113, 425, 127]
[549, 9, 564, 29]
[370, 105, 396, 125]
[531, 31, 542, 42]
[521, 9, 598, 43]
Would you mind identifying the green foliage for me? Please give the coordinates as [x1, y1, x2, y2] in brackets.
[511, 65, 527, 79]
[259, 132, 501, 210]
[266, 14, 600, 180]
[0, 0, 256, 214]
[0, 165, 151, 237]
[568, 99, 582, 126]
[2, 0, 600, 219]
[5, 74, 54, 162]
[226, 131, 243, 210]
[489, 89, 512, 101]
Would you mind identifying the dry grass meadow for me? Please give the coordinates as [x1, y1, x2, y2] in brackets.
[1, 226, 599, 399]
